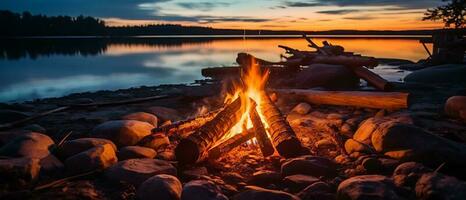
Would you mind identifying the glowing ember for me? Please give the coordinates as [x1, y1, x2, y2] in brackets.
[217, 56, 270, 144]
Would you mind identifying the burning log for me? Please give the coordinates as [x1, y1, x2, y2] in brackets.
[152, 108, 222, 138]
[175, 97, 245, 164]
[259, 92, 304, 158]
[349, 66, 392, 91]
[207, 129, 255, 160]
[273, 89, 409, 109]
[249, 101, 275, 157]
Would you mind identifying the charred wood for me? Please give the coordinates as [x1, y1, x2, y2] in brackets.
[152, 108, 222, 138]
[175, 97, 245, 164]
[207, 129, 255, 160]
[249, 100, 275, 157]
[259, 92, 304, 158]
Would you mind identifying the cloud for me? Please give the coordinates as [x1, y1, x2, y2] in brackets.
[343, 15, 379, 20]
[283, 0, 440, 9]
[284, 2, 321, 7]
[317, 9, 360, 15]
[176, 2, 230, 11]
[0, 0, 172, 19]
[151, 14, 273, 23]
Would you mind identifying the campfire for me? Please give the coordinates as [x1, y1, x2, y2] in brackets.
[173, 56, 304, 165]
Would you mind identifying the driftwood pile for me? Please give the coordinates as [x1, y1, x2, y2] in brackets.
[203, 34, 392, 91]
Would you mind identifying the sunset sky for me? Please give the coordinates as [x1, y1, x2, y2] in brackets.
[1, 0, 445, 30]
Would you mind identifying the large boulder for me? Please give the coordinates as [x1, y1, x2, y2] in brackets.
[444, 96, 466, 122]
[59, 138, 117, 158]
[371, 122, 466, 168]
[415, 172, 466, 200]
[353, 114, 414, 145]
[137, 174, 182, 200]
[65, 144, 117, 174]
[0, 132, 54, 159]
[106, 158, 176, 187]
[0, 157, 40, 187]
[91, 120, 154, 147]
[404, 64, 466, 85]
[337, 175, 400, 200]
[118, 146, 156, 160]
[232, 186, 300, 200]
[281, 156, 337, 177]
[181, 180, 228, 200]
[122, 112, 158, 127]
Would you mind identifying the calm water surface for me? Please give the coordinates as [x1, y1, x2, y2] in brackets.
[0, 36, 432, 102]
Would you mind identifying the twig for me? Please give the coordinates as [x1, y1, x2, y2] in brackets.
[33, 170, 97, 191]
[57, 131, 73, 147]
[434, 162, 446, 173]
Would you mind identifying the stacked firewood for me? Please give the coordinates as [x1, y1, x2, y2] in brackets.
[173, 94, 305, 165]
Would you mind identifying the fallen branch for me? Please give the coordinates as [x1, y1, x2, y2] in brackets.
[273, 89, 409, 109]
[0, 95, 170, 131]
[33, 170, 97, 191]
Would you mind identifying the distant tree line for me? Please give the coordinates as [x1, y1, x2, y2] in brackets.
[0, 10, 106, 36]
[1, 10, 464, 37]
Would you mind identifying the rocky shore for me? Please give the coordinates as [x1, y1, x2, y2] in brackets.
[1, 63, 466, 200]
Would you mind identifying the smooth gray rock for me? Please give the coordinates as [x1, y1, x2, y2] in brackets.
[404, 64, 466, 85]
[91, 120, 154, 147]
[181, 180, 228, 200]
[0, 132, 54, 159]
[106, 158, 176, 187]
[59, 138, 117, 158]
[393, 162, 432, 188]
[281, 156, 337, 177]
[337, 175, 400, 200]
[122, 112, 158, 127]
[118, 146, 156, 160]
[415, 172, 466, 200]
[65, 144, 117, 174]
[137, 174, 182, 200]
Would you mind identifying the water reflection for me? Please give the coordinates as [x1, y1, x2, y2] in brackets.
[0, 37, 431, 102]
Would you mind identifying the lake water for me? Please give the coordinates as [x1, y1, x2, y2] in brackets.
[0, 36, 432, 102]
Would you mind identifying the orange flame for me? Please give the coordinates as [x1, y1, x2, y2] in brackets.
[218, 56, 270, 143]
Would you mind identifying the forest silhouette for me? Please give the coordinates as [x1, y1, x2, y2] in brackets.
[3, 10, 462, 37]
